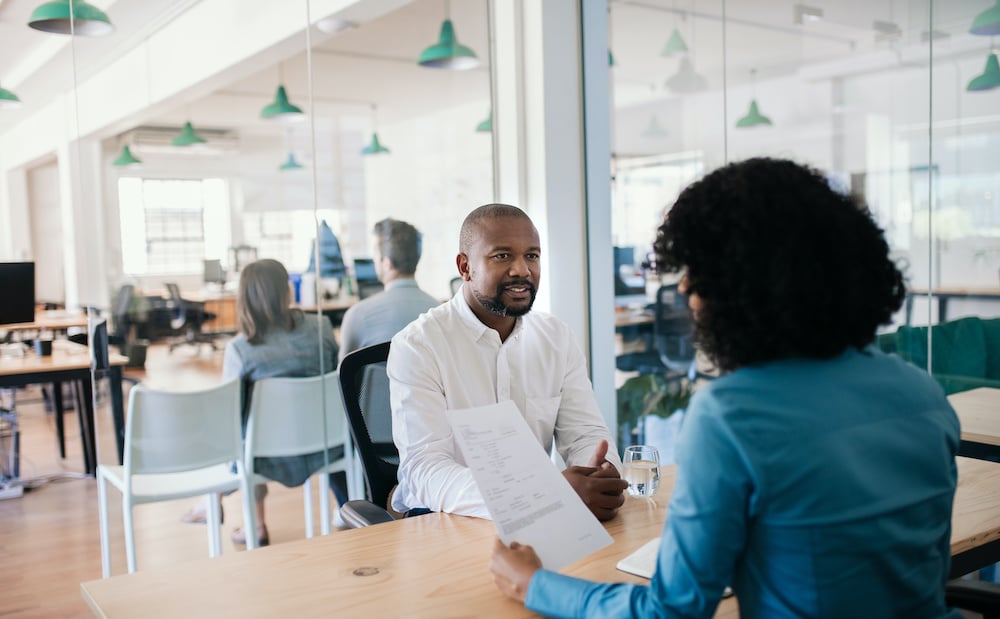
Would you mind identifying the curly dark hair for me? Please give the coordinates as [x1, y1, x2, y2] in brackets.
[653, 158, 905, 372]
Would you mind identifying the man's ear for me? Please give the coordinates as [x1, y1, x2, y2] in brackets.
[456, 253, 471, 281]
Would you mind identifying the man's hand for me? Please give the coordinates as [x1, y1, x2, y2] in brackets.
[563, 439, 628, 522]
[490, 537, 542, 604]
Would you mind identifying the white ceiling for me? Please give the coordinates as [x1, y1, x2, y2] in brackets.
[0, 0, 993, 142]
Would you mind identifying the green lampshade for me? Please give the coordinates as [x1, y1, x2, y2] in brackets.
[970, 1, 1000, 36]
[418, 19, 479, 69]
[28, 0, 114, 36]
[172, 122, 207, 146]
[661, 29, 688, 56]
[475, 112, 492, 133]
[968, 53, 1000, 91]
[608, 49, 616, 67]
[261, 85, 304, 120]
[361, 132, 390, 155]
[735, 100, 773, 128]
[0, 84, 21, 109]
[279, 153, 304, 170]
[112, 145, 142, 168]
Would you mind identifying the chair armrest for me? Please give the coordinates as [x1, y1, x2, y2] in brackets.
[340, 499, 396, 528]
[946, 580, 1000, 618]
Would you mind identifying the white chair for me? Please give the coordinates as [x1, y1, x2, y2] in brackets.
[242, 372, 360, 542]
[96, 379, 251, 578]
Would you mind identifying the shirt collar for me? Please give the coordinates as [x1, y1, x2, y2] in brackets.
[453, 291, 526, 343]
[384, 278, 419, 291]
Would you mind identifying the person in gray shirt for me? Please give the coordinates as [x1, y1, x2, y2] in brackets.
[330, 218, 439, 512]
[338, 218, 440, 362]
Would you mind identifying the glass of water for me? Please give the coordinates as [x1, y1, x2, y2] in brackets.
[623, 445, 661, 498]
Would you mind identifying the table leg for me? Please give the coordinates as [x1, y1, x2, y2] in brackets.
[51, 381, 66, 459]
[109, 367, 125, 465]
[74, 379, 96, 476]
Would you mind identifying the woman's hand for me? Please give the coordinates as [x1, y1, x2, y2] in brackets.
[490, 537, 543, 604]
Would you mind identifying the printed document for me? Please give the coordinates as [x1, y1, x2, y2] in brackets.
[446, 400, 613, 570]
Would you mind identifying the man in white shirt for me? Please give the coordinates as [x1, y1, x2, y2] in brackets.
[388, 204, 627, 520]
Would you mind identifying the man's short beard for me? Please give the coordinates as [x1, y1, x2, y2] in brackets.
[474, 280, 536, 317]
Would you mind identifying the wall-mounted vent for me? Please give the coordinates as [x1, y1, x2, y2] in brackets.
[122, 126, 240, 156]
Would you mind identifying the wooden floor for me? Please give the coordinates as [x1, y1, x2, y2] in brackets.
[0, 343, 347, 618]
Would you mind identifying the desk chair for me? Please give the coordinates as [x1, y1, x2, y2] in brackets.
[96, 379, 251, 577]
[338, 342, 398, 527]
[164, 283, 219, 354]
[947, 580, 1000, 618]
[242, 373, 360, 545]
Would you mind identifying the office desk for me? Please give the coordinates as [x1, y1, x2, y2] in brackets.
[906, 287, 1000, 324]
[297, 297, 358, 329]
[949, 387, 1000, 460]
[81, 457, 1000, 618]
[0, 340, 128, 474]
[3, 310, 89, 334]
[81, 466, 739, 618]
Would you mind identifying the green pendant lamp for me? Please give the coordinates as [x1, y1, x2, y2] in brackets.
[735, 69, 773, 128]
[968, 53, 1000, 91]
[261, 86, 304, 120]
[970, 1, 1000, 36]
[475, 111, 492, 133]
[661, 28, 688, 57]
[172, 121, 207, 146]
[418, 1, 479, 71]
[736, 100, 773, 127]
[112, 145, 142, 168]
[28, 0, 114, 36]
[665, 57, 707, 92]
[362, 105, 390, 155]
[361, 133, 390, 155]
[0, 83, 21, 109]
[279, 153, 304, 170]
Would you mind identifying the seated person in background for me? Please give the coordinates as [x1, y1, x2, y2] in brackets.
[388, 204, 627, 520]
[182, 258, 339, 547]
[490, 158, 962, 618]
[328, 217, 439, 509]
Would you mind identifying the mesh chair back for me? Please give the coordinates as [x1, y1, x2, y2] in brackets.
[124, 379, 242, 475]
[245, 373, 348, 459]
[654, 284, 696, 372]
[339, 342, 397, 509]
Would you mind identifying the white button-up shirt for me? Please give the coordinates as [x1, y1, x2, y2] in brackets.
[388, 292, 622, 518]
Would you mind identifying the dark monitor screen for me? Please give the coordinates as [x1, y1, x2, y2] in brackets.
[203, 259, 226, 285]
[0, 262, 35, 325]
[353, 258, 378, 283]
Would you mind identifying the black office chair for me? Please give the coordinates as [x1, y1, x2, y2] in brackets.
[338, 342, 398, 527]
[164, 283, 219, 353]
[946, 580, 1000, 618]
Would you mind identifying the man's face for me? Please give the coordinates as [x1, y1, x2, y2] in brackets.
[459, 217, 541, 318]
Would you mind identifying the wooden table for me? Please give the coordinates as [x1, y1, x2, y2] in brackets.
[949, 387, 1000, 462]
[2, 309, 90, 334]
[0, 340, 128, 474]
[81, 466, 738, 618]
[80, 457, 1000, 618]
[906, 287, 1000, 324]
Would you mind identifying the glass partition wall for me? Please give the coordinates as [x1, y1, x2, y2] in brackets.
[607, 0, 1000, 454]
[0, 0, 491, 571]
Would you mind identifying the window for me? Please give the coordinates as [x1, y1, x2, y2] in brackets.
[119, 178, 230, 276]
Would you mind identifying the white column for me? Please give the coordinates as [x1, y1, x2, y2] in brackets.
[490, 0, 616, 429]
[57, 139, 108, 309]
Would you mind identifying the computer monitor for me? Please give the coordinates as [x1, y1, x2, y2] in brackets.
[353, 258, 378, 284]
[203, 259, 226, 286]
[0, 262, 35, 325]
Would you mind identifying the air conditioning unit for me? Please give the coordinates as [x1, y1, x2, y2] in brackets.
[123, 126, 241, 156]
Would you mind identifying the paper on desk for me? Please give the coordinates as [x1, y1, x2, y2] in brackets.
[446, 400, 613, 571]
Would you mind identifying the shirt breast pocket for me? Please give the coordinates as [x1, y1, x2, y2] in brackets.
[525, 395, 561, 443]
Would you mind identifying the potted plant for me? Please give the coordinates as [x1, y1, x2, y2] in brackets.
[616, 373, 693, 456]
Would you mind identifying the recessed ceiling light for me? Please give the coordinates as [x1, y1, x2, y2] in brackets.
[316, 17, 355, 35]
